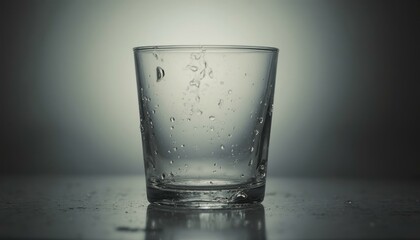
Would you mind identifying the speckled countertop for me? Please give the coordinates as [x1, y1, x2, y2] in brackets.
[1, 176, 419, 239]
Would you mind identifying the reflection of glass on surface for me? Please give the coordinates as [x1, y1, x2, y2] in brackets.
[134, 45, 278, 207]
[145, 204, 266, 240]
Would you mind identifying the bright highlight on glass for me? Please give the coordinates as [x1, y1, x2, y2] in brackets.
[134, 45, 278, 208]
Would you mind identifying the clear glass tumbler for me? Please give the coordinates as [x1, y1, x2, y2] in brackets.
[134, 45, 278, 208]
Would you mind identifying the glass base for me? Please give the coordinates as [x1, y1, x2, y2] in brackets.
[147, 181, 265, 209]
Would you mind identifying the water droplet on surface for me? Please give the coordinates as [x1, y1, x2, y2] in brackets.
[169, 172, 175, 178]
[187, 65, 198, 72]
[153, 150, 158, 155]
[218, 99, 223, 108]
[191, 53, 201, 60]
[189, 79, 200, 88]
[250, 147, 254, 152]
[167, 150, 171, 154]
[170, 126, 174, 130]
[210, 126, 214, 132]
[169, 160, 173, 164]
[197, 110, 203, 115]
[258, 117, 264, 124]
[214, 163, 217, 167]
[173, 147, 177, 152]
[161, 173, 166, 180]
[210, 181, 213, 184]
[152, 110, 156, 114]
[187, 118, 191, 122]
[209, 116, 216, 121]
[208, 69, 214, 78]
[228, 89, 232, 94]
[220, 144, 225, 150]
[345, 200, 353, 205]
[180, 144, 185, 148]
[195, 95, 200, 102]
[170, 117, 175, 122]
[257, 165, 266, 178]
[156, 66, 165, 82]
[228, 134, 232, 138]
[231, 191, 248, 202]
[248, 158, 254, 166]
[241, 174, 244, 178]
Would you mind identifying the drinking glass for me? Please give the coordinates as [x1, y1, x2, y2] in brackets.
[134, 45, 278, 208]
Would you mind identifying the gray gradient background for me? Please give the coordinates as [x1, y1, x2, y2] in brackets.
[1, 0, 419, 178]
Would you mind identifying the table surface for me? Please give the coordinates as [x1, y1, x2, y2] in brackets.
[1, 175, 419, 240]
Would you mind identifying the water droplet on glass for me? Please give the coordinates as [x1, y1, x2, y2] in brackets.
[195, 95, 200, 102]
[161, 173, 166, 180]
[345, 200, 353, 205]
[180, 144, 185, 148]
[210, 181, 213, 184]
[257, 165, 266, 178]
[248, 158, 254, 166]
[169, 172, 174, 178]
[167, 150, 171, 154]
[250, 147, 254, 152]
[258, 117, 264, 124]
[169, 160, 173, 164]
[152, 52, 159, 60]
[214, 163, 217, 167]
[170, 117, 175, 122]
[218, 99, 223, 108]
[220, 144, 225, 150]
[152, 110, 156, 114]
[197, 110, 203, 115]
[189, 79, 200, 88]
[153, 150, 158, 155]
[187, 65, 198, 72]
[210, 126, 214, 132]
[228, 134, 232, 138]
[259, 100, 263, 104]
[209, 116, 216, 121]
[170, 126, 174, 130]
[187, 118, 191, 122]
[191, 53, 201, 60]
[233, 191, 248, 201]
[208, 69, 214, 78]
[173, 147, 177, 152]
[156, 66, 165, 82]
[228, 89, 232, 94]
[241, 174, 244, 178]
[184, 164, 188, 168]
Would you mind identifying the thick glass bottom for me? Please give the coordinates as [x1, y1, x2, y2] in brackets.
[147, 180, 265, 209]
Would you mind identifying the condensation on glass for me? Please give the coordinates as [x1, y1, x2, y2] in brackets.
[134, 45, 278, 208]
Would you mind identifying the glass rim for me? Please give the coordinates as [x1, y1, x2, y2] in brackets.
[133, 45, 278, 53]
